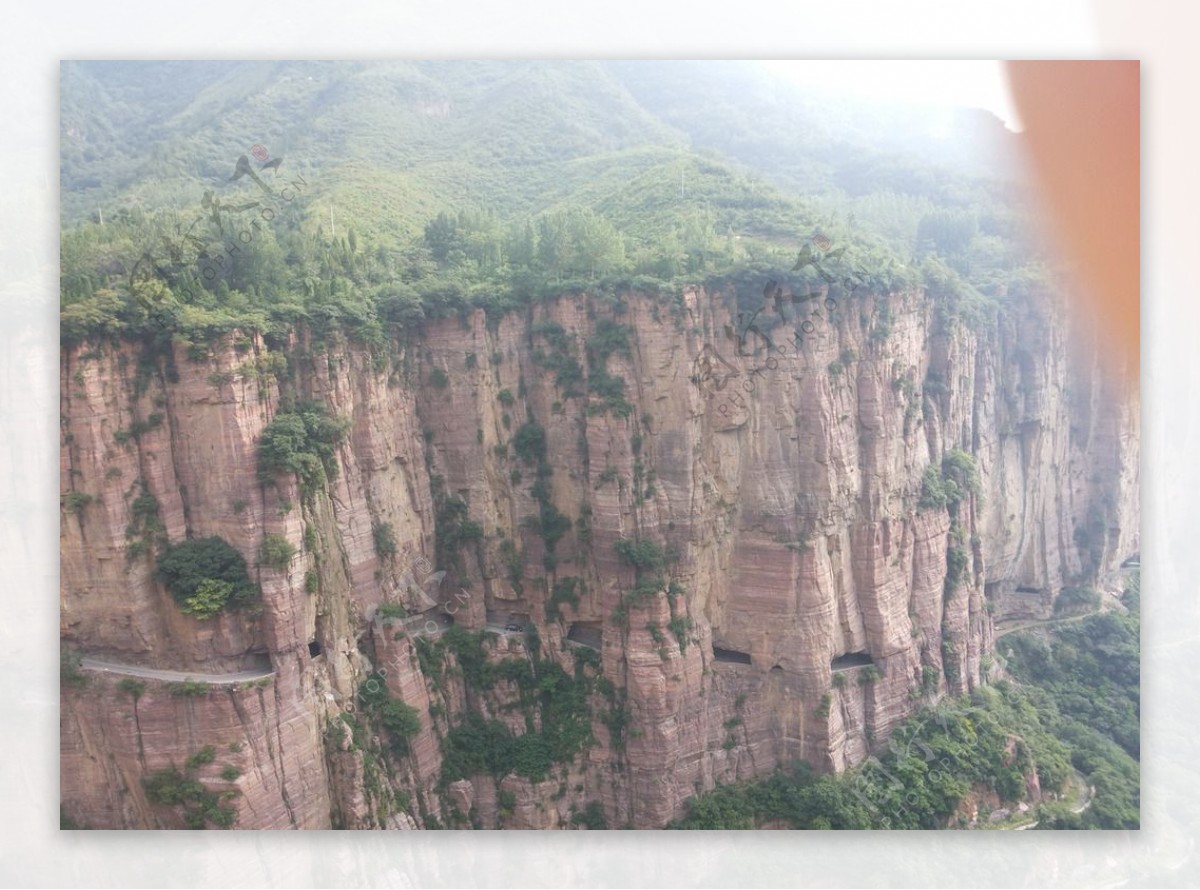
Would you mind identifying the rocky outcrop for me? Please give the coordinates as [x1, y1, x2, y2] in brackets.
[59, 281, 1138, 828]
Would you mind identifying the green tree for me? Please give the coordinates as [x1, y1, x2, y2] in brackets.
[156, 536, 258, 615]
[184, 578, 234, 618]
[569, 209, 625, 279]
[260, 534, 295, 571]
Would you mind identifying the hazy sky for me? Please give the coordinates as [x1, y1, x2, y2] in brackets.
[760, 60, 1022, 131]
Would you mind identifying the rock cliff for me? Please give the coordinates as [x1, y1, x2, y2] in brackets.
[59, 282, 1138, 828]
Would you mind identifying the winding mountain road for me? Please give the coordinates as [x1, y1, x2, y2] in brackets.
[80, 657, 273, 685]
[994, 608, 1104, 639]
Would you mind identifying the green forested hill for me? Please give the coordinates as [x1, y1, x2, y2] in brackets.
[59, 60, 1045, 345]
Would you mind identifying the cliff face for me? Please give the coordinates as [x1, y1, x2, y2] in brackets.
[59, 283, 1138, 828]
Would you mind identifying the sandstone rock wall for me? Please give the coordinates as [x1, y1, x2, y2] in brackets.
[59, 283, 1138, 828]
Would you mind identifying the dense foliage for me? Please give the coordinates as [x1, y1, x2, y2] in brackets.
[60, 61, 1056, 354]
[672, 573, 1140, 830]
[154, 536, 258, 618]
[357, 674, 422, 756]
[919, 449, 981, 511]
[62, 61, 1100, 831]
[257, 402, 349, 493]
[1003, 574, 1140, 762]
[428, 629, 599, 785]
[142, 746, 241, 829]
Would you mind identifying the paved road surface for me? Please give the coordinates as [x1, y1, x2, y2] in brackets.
[383, 613, 523, 640]
[995, 609, 1101, 639]
[80, 657, 273, 685]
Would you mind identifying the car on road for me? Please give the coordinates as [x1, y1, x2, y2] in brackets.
[504, 623, 523, 632]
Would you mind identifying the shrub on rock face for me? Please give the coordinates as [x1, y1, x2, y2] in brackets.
[372, 521, 397, 559]
[185, 578, 235, 618]
[156, 536, 258, 617]
[259, 534, 296, 571]
[257, 402, 349, 493]
[918, 465, 949, 510]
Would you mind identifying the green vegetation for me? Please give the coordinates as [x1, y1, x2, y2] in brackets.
[59, 59, 1108, 833]
[918, 465, 949, 510]
[584, 319, 634, 416]
[60, 648, 88, 688]
[918, 449, 981, 512]
[125, 482, 167, 560]
[857, 664, 883, 685]
[571, 801, 607, 830]
[182, 578, 235, 617]
[531, 322, 585, 394]
[185, 745, 217, 770]
[508, 418, 572, 568]
[357, 673, 422, 756]
[512, 421, 547, 465]
[259, 533, 295, 571]
[117, 678, 145, 699]
[60, 58, 1049, 376]
[442, 626, 503, 691]
[256, 403, 349, 494]
[667, 615, 692, 653]
[418, 625, 603, 785]
[169, 679, 211, 697]
[155, 536, 258, 618]
[1005, 602, 1140, 828]
[1054, 586, 1101, 616]
[1003, 576, 1140, 762]
[671, 683, 1069, 829]
[372, 521, 397, 560]
[672, 574, 1141, 830]
[944, 544, 969, 598]
[142, 746, 240, 829]
[613, 536, 676, 620]
[614, 536, 666, 573]
[62, 491, 95, 513]
[431, 475, 483, 572]
[498, 538, 523, 594]
[547, 576, 584, 620]
[942, 449, 982, 502]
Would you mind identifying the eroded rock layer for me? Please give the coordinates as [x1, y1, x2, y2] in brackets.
[59, 284, 1138, 828]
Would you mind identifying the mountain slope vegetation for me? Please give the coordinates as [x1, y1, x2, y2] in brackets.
[61, 60, 1048, 349]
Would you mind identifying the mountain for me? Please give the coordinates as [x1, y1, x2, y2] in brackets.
[58, 60, 1138, 830]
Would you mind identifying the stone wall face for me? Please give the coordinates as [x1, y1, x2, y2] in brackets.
[59, 284, 1138, 828]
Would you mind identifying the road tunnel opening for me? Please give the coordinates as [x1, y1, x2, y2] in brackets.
[243, 650, 272, 672]
[566, 623, 602, 649]
[712, 645, 752, 665]
[831, 651, 874, 671]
